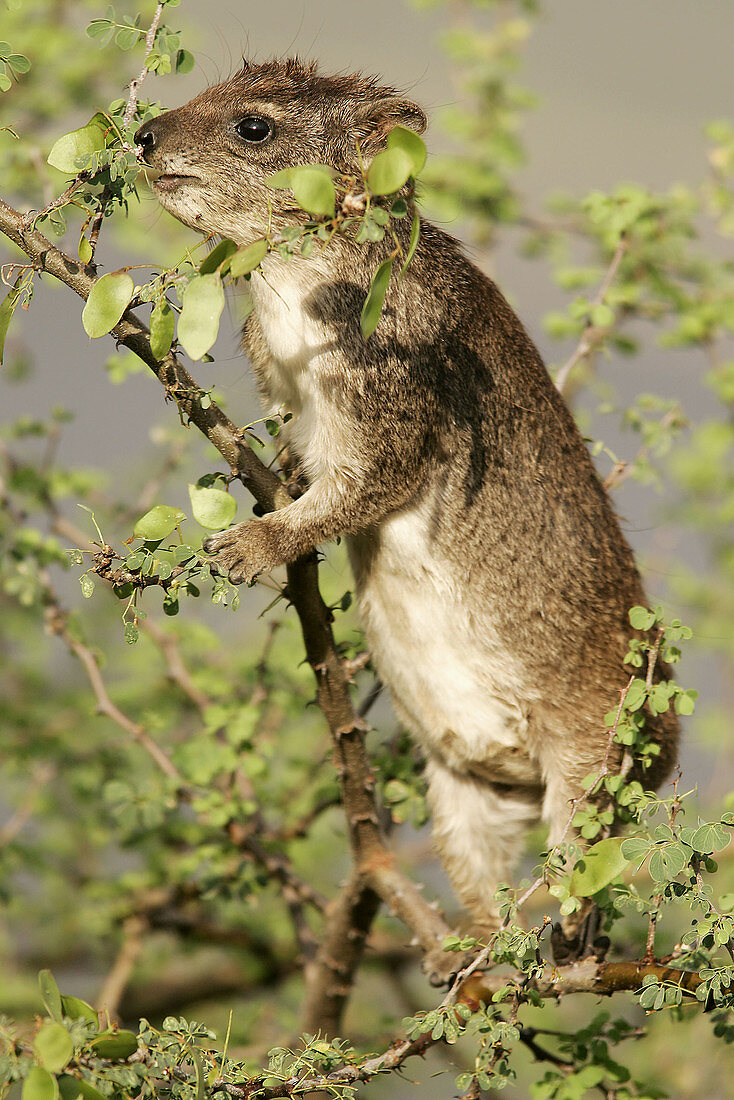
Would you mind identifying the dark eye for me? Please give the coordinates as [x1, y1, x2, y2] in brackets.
[235, 116, 273, 143]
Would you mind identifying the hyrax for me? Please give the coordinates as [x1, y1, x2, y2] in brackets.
[137, 59, 678, 941]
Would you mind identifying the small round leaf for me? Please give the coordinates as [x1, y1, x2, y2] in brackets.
[23, 1069, 58, 1100]
[149, 299, 175, 360]
[89, 1029, 138, 1060]
[229, 239, 268, 279]
[82, 274, 134, 339]
[177, 274, 225, 361]
[570, 837, 630, 897]
[133, 505, 186, 541]
[47, 123, 106, 174]
[367, 147, 414, 196]
[34, 1023, 74, 1074]
[266, 166, 335, 218]
[175, 48, 195, 74]
[387, 124, 427, 175]
[189, 483, 237, 530]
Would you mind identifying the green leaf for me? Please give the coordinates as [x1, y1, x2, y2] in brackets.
[188, 483, 238, 530]
[175, 48, 195, 74]
[82, 273, 134, 338]
[399, 211, 420, 280]
[267, 165, 335, 218]
[570, 837, 630, 897]
[387, 124, 427, 175]
[624, 678, 648, 711]
[23, 1068, 59, 1100]
[0, 274, 24, 365]
[149, 299, 175, 359]
[34, 1023, 74, 1074]
[47, 123, 106, 173]
[675, 690, 697, 716]
[86, 19, 113, 40]
[590, 302, 614, 327]
[177, 274, 225, 360]
[133, 504, 186, 541]
[660, 843, 688, 878]
[78, 235, 93, 264]
[7, 53, 31, 75]
[289, 166, 336, 218]
[58, 1078, 107, 1100]
[360, 257, 393, 339]
[79, 574, 95, 599]
[89, 1030, 138, 1060]
[124, 622, 139, 645]
[229, 239, 268, 279]
[621, 836, 650, 862]
[60, 995, 97, 1027]
[38, 970, 63, 1020]
[691, 822, 731, 854]
[199, 239, 238, 275]
[629, 605, 656, 630]
[367, 146, 414, 196]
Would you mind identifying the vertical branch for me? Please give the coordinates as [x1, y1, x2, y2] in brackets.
[555, 235, 628, 395]
[96, 914, 148, 1017]
[122, 3, 166, 133]
[300, 871, 381, 1036]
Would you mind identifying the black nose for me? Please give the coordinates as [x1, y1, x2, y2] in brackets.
[134, 120, 158, 162]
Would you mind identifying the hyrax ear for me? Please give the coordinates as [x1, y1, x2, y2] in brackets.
[351, 95, 427, 154]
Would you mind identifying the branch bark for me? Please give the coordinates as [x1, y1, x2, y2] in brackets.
[300, 870, 381, 1036]
[459, 957, 703, 1007]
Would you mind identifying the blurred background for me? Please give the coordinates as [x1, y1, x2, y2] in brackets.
[2, 1, 733, 1096]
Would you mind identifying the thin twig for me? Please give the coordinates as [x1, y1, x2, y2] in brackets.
[43, 598, 183, 783]
[555, 235, 628, 395]
[21, 173, 92, 232]
[96, 914, 148, 1017]
[122, 3, 166, 133]
[143, 618, 211, 714]
[0, 763, 56, 846]
[603, 407, 683, 492]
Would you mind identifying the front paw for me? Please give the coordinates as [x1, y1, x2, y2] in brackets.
[202, 520, 278, 585]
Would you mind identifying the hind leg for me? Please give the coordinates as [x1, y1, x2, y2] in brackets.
[422, 754, 541, 982]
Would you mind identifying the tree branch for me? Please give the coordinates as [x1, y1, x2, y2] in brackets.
[96, 914, 148, 1017]
[122, 3, 166, 133]
[300, 869, 381, 1036]
[459, 957, 703, 1007]
[555, 235, 628, 395]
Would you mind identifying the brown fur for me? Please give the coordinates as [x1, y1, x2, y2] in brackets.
[137, 59, 678, 965]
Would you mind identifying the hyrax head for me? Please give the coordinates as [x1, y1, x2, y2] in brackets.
[136, 57, 426, 243]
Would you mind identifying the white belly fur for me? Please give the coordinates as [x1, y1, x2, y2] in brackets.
[250, 267, 364, 485]
[251, 266, 537, 781]
[349, 498, 538, 778]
